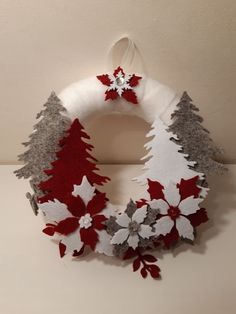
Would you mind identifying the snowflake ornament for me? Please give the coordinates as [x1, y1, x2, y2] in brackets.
[97, 66, 142, 104]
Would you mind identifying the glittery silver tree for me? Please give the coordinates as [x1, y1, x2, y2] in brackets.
[168, 92, 227, 176]
[14, 92, 71, 214]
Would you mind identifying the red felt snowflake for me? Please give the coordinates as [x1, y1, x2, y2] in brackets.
[97, 66, 142, 104]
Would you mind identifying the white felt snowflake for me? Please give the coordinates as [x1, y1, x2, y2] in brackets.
[108, 69, 132, 96]
[110, 205, 155, 250]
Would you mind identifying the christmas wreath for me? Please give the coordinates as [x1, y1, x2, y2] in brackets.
[15, 66, 226, 279]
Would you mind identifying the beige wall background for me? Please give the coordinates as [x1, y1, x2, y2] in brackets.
[0, 0, 235, 164]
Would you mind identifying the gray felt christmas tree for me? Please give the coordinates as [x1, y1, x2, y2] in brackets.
[14, 92, 71, 214]
[168, 91, 227, 176]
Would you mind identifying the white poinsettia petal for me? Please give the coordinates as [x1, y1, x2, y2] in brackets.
[132, 206, 148, 224]
[110, 228, 129, 245]
[154, 216, 174, 236]
[163, 182, 181, 206]
[127, 234, 139, 249]
[39, 199, 72, 223]
[176, 216, 194, 241]
[72, 176, 95, 206]
[61, 230, 83, 254]
[179, 196, 202, 215]
[95, 230, 114, 256]
[138, 225, 155, 239]
[116, 213, 131, 228]
[148, 199, 169, 214]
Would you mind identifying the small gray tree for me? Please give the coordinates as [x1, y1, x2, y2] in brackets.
[15, 92, 71, 214]
[168, 92, 227, 176]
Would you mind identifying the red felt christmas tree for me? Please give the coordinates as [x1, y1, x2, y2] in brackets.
[39, 119, 109, 203]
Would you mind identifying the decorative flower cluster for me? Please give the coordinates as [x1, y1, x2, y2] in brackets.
[39, 175, 208, 279]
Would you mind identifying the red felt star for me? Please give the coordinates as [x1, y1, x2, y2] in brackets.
[97, 66, 142, 105]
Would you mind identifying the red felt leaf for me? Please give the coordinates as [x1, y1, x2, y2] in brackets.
[59, 241, 66, 258]
[148, 264, 160, 279]
[133, 257, 141, 272]
[140, 267, 148, 278]
[73, 245, 85, 257]
[42, 226, 55, 236]
[122, 90, 138, 104]
[113, 66, 124, 76]
[142, 254, 157, 263]
[87, 192, 107, 215]
[93, 214, 106, 230]
[129, 74, 142, 87]
[161, 226, 179, 249]
[80, 227, 98, 250]
[177, 176, 201, 200]
[147, 179, 165, 200]
[123, 248, 137, 260]
[55, 217, 79, 235]
[96, 74, 111, 86]
[105, 90, 118, 101]
[188, 208, 209, 227]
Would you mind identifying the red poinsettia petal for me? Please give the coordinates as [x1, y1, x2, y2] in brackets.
[66, 194, 86, 217]
[129, 74, 142, 87]
[59, 241, 66, 258]
[188, 208, 209, 227]
[113, 66, 124, 77]
[43, 226, 55, 236]
[136, 199, 147, 208]
[133, 257, 141, 272]
[177, 176, 201, 200]
[161, 226, 179, 249]
[148, 264, 160, 279]
[55, 217, 79, 235]
[96, 74, 111, 86]
[93, 214, 106, 230]
[122, 90, 138, 104]
[80, 227, 98, 250]
[105, 90, 119, 101]
[147, 179, 165, 200]
[87, 192, 107, 215]
[73, 245, 85, 257]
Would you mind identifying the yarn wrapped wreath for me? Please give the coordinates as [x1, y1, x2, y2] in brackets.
[15, 67, 226, 279]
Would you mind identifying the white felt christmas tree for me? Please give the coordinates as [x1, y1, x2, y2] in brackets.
[134, 117, 207, 195]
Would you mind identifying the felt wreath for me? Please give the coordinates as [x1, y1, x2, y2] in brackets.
[15, 67, 226, 279]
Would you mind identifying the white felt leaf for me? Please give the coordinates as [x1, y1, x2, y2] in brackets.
[116, 213, 130, 228]
[138, 225, 155, 239]
[61, 230, 83, 254]
[101, 202, 116, 218]
[149, 199, 169, 215]
[163, 182, 181, 207]
[127, 234, 139, 250]
[154, 216, 174, 236]
[39, 199, 72, 223]
[179, 196, 201, 215]
[72, 176, 95, 206]
[176, 216, 194, 241]
[110, 228, 129, 245]
[95, 230, 114, 256]
[132, 206, 147, 224]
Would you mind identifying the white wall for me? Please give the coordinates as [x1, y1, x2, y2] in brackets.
[0, 0, 235, 163]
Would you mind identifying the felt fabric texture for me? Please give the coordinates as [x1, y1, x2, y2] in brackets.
[134, 117, 208, 198]
[39, 118, 109, 204]
[168, 92, 227, 176]
[59, 75, 180, 125]
[14, 92, 71, 204]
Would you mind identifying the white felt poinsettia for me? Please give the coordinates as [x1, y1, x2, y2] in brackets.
[39, 176, 114, 257]
[150, 182, 203, 241]
[110, 206, 155, 250]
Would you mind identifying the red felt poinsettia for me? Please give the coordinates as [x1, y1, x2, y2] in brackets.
[97, 66, 142, 104]
[146, 176, 208, 248]
[40, 176, 108, 257]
